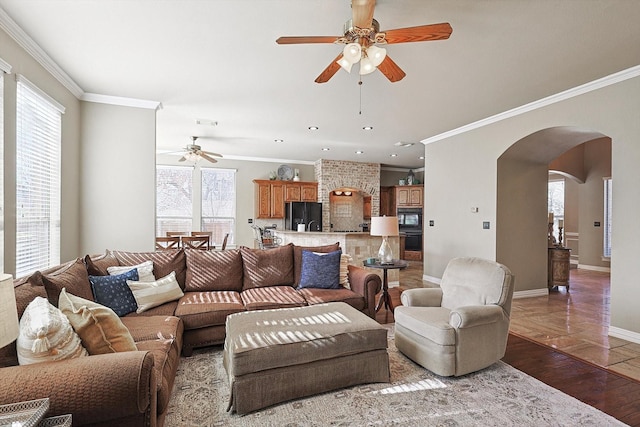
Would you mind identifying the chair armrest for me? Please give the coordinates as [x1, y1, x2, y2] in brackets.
[400, 288, 443, 307]
[347, 265, 382, 318]
[0, 351, 156, 426]
[449, 305, 505, 328]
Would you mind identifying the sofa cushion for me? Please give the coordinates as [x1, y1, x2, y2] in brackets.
[127, 272, 184, 314]
[175, 291, 245, 329]
[293, 243, 340, 286]
[240, 244, 294, 289]
[107, 260, 155, 282]
[123, 301, 178, 318]
[185, 249, 243, 292]
[84, 250, 119, 276]
[298, 250, 342, 290]
[58, 289, 138, 354]
[135, 337, 179, 414]
[241, 285, 307, 311]
[297, 287, 366, 311]
[113, 249, 187, 289]
[89, 269, 139, 316]
[17, 296, 88, 365]
[41, 258, 94, 306]
[120, 315, 183, 344]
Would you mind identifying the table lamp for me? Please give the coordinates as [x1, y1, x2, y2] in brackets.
[370, 216, 399, 264]
[0, 274, 19, 349]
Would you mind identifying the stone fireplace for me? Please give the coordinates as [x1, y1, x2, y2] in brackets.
[314, 159, 380, 232]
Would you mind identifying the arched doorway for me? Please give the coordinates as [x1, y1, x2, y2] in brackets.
[496, 126, 610, 292]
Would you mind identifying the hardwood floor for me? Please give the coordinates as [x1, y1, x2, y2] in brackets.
[375, 261, 640, 426]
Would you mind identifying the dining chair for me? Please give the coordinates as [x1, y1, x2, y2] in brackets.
[191, 231, 213, 249]
[220, 233, 230, 250]
[155, 236, 180, 250]
[166, 231, 189, 237]
[181, 235, 210, 250]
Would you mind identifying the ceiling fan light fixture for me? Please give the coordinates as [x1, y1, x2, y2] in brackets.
[359, 56, 376, 75]
[367, 45, 387, 67]
[343, 43, 362, 63]
[336, 56, 353, 73]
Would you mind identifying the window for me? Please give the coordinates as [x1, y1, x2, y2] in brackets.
[201, 168, 235, 246]
[548, 179, 565, 228]
[156, 166, 193, 236]
[604, 177, 612, 258]
[0, 66, 4, 273]
[16, 76, 64, 278]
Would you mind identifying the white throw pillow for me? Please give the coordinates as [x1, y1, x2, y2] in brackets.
[127, 271, 184, 313]
[312, 251, 352, 289]
[17, 296, 88, 365]
[107, 260, 155, 282]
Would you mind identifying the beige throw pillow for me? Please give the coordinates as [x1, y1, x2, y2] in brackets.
[127, 271, 184, 313]
[17, 296, 88, 365]
[340, 253, 353, 289]
[107, 260, 155, 282]
[58, 288, 137, 355]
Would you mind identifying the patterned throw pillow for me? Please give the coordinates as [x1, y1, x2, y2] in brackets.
[107, 260, 155, 282]
[89, 269, 139, 316]
[127, 271, 184, 313]
[298, 249, 342, 290]
[17, 296, 88, 365]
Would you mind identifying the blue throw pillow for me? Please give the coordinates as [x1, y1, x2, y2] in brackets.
[89, 269, 139, 316]
[297, 249, 342, 290]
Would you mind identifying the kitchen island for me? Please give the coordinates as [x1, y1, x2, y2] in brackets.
[273, 230, 401, 286]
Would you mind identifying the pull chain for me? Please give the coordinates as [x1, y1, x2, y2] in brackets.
[358, 77, 363, 115]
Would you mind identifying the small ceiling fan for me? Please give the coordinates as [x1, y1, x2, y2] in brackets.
[177, 137, 223, 164]
[276, 0, 452, 83]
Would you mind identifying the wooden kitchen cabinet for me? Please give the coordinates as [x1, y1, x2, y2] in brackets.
[380, 186, 395, 216]
[396, 185, 423, 207]
[363, 196, 372, 219]
[255, 180, 318, 218]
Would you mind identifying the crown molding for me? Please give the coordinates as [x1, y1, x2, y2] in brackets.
[0, 56, 11, 73]
[0, 6, 84, 98]
[210, 154, 316, 166]
[81, 92, 162, 110]
[421, 64, 640, 146]
[381, 166, 425, 173]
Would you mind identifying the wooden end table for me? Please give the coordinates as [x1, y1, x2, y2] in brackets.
[364, 260, 408, 313]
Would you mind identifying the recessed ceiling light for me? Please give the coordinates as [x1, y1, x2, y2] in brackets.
[390, 154, 398, 157]
[394, 142, 415, 147]
[322, 147, 330, 151]
[274, 139, 284, 143]
[362, 126, 373, 131]
[355, 150, 364, 154]
[308, 126, 319, 130]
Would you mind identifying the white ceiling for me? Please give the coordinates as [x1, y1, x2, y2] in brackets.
[1, 0, 639, 168]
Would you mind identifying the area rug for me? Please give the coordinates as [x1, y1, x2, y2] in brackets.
[166, 328, 625, 426]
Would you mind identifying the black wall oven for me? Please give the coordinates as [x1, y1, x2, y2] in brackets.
[397, 208, 423, 252]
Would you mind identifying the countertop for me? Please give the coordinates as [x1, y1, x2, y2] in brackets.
[273, 230, 369, 235]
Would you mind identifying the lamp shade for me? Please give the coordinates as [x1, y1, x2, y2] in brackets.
[0, 274, 18, 348]
[370, 216, 399, 237]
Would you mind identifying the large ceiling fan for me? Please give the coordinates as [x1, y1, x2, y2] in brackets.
[276, 0, 452, 83]
[177, 137, 223, 164]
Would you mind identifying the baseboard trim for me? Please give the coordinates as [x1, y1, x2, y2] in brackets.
[513, 288, 549, 299]
[609, 326, 640, 345]
[578, 264, 611, 273]
[422, 275, 442, 285]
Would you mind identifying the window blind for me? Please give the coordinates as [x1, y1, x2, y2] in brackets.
[0, 70, 4, 273]
[156, 165, 193, 236]
[16, 76, 63, 278]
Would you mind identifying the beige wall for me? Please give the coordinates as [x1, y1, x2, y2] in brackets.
[80, 102, 157, 254]
[155, 154, 314, 248]
[423, 74, 640, 335]
[1, 26, 81, 275]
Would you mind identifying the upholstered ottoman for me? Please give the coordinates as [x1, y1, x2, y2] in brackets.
[223, 302, 390, 414]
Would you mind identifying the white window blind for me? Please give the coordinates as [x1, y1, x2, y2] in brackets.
[604, 177, 612, 258]
[16, 76, 63, 278]
[201, 168, 236, 246]
[156, 166, 193, 236]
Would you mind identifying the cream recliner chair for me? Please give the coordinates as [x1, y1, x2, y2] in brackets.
[395, 257, 514, 377]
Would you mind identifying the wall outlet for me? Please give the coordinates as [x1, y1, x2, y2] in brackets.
[594, 221, 601, 227]
[429, 220, 434, 226]
[483, 221, 490, 229]
[248, 218, 253, 224]
[471, 207, 479, 213]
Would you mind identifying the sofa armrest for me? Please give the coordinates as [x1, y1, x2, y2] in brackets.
[0, 351, 157, 426]
[400, 288, 443, 307]
[449, 305, 505, 328]
[347, 265, 382, 318]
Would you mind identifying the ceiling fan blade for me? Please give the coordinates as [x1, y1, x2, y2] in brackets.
[377, 55, 406, 82]
[315, 53, 344, 84]
[383, 22, 453, 44]
[201, 150, 223, 158]
[352, 0, 375, 29]
[198, 152, 218, 164]
[276, 36, 340, 45]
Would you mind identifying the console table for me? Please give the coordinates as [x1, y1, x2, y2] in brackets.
[548, 247, 571, 290]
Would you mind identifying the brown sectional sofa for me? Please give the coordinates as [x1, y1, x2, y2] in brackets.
[0, 243, 382, 427]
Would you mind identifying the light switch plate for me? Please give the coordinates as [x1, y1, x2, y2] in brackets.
[483, 221, 490, 229]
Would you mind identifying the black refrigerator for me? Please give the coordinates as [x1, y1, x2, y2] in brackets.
[285, 202, 322, 231]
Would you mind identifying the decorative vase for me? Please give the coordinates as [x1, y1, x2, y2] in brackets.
[293, 169, 301, 181]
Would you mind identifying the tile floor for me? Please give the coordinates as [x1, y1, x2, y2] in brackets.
[394, 261, 640, 381]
